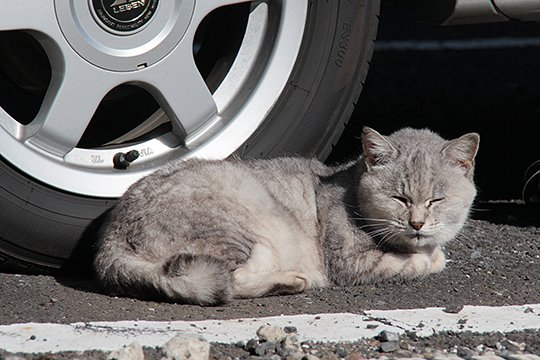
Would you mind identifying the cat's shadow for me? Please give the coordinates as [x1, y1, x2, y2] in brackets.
[471, 201, 539, 227]
[55, 210, 109, 295]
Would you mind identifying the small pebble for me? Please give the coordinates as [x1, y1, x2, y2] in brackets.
[245, 338, 259, 354]
[380, 341, 399, 353]
[335, 347, 348, 357]
[432, 350, 462, 360]
[257, 325, 287, 343]
[400, 340, 414, 351]
[470, 250, 483, 259]
[472, 355, 505, 360]
[457, 346, 475, 359]
[500, 339, 526, 352]
[443, 304, 464, 314]
[319, 350, 339, 360]
[281, 334, 302, 354]
[345, 354, 366, 360]
[378, 330, 400, 342]
[161, 334, 210, 360]
[107, 342, 144, 360]
[285, 353, 305, 360]
[501, 355, 540, 360]
[255, 341, 277, 356]
[284, 326, 298, 334]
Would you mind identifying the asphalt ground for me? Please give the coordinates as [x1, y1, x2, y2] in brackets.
[1, 3, 539, 358]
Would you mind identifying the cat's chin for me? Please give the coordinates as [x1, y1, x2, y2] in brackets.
[397, 233, 441, 250]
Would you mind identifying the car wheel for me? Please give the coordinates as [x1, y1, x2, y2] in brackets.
[0, 0, 379, 272]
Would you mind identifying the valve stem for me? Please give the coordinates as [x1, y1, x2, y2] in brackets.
[113, 150, 140, 170]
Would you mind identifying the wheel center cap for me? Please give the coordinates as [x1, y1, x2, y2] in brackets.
[55, 0, 195, 71]
[92, 0, 159, 34]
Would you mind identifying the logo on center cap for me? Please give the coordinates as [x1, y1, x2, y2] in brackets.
[92, 0, 159, 33]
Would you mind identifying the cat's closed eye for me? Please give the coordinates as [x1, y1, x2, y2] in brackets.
[427, 198, 445, 207]
[392, 196, 410, 206]
[392, 196, 445, 208]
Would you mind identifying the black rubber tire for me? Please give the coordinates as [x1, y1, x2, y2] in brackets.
[0, 0, 380, 273]
[242, 0, 380, 160]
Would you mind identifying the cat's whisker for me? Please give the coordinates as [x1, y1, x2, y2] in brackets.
[357, 223, 388, 231]
[364, 226, 400, 249]
[375, 230, 400, 250]
[365, 229, 391, 239]
[353, 218, 390, 230]
[461, 222, 485, 233]
[446, 227, 471, 247]
[359, 217, 391, 222]
[364, 227, 392, 237]
[428, 224, 447, 233]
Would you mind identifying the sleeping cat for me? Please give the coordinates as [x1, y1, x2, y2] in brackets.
[94, 127, 479, 305]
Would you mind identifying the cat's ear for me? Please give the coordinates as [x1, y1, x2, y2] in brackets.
[361, 127, 398, 170]
[442, 133, 480, 177]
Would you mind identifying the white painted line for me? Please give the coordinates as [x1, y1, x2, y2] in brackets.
[376, 37, 540, 51]
[367, 304, 540, 336]
[0, 304, 538, 354]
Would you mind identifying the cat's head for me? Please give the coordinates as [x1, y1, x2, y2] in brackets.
[357, 127, 479, 250]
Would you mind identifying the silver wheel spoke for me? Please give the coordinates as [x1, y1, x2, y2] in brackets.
[143, 0, 255, 139]
[24, 57, 115, 157]
[192, 0, 254, 26]
[142, 43, 218, 138]
[1, 1, 58, 32]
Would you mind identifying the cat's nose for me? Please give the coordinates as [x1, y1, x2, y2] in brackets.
[409, 221, 425, 231]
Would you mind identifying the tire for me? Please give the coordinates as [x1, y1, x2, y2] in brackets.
[0, 0, 379, 273]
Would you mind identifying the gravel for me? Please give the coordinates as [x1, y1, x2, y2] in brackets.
[1, 326, 538, 359]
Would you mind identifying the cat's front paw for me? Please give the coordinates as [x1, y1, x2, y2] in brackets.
[429, 247, 446, 273]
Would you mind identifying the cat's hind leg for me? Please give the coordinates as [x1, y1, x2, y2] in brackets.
[231, 243, 311, 298]
[232, 268, 309, 298]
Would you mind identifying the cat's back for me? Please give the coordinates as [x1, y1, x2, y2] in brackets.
[126, 157, 324, 204]
[113, 157, 326, 239]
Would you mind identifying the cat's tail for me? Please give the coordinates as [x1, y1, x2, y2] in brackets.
[95, 251, 233, 306]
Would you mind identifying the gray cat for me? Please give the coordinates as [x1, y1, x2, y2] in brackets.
[94, 127, 479, 305]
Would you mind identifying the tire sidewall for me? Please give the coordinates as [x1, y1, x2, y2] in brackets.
[242, 0, 379, 160]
